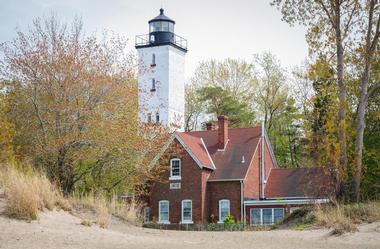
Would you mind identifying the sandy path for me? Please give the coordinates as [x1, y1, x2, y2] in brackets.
[1, 209, 379, 249]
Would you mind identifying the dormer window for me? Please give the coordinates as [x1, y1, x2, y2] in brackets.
[151, 54, 156, 67]
[151, 78, 156, 91]
[169, 158, 181, 180]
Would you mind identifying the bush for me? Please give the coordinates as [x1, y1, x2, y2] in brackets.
[223, 214, 235, 224]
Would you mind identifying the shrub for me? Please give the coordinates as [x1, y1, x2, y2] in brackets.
[223, 214, 235, 224]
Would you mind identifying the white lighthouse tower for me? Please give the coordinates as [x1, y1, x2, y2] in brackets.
[135, 8, 187, 130]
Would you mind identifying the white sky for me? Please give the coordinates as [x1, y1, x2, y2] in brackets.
[0, 0, 308, 79]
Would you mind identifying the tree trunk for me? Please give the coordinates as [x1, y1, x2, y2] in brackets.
[335, 12, 348, 197]
[353, 73, 368, 202]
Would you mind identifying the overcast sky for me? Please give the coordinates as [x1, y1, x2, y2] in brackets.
[0, 0, 308, 79]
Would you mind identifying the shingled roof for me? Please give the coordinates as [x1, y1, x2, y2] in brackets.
[176, 127, 262, 181]
[265, 168, 335, 198]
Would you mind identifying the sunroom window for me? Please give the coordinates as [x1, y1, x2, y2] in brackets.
[249, 208, 284, 226]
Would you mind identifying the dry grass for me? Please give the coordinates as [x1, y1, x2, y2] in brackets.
[0, 165, 70, 221]
[312, 202, 380, 235]
[70, 194, 112, 229]
[80, 219, 93, 227]
[110, 195, 143, 226]
[70, 193, 142, 228]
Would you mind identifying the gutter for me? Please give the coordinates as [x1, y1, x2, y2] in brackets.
[244, 198, 330, 206]
[260, 122, 265, 199]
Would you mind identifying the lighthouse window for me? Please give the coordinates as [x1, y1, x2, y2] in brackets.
[156, 112, 160, 122]
[147, 113, 152, 122]
[161, 21, 169, 31]
[151, 78, 156, 91]
[169, 22, 174, 33]
[151, 54, 156, 66]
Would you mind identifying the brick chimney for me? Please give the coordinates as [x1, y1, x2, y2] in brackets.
[206, 122, 215, 131]
[218, 116, 228, 150]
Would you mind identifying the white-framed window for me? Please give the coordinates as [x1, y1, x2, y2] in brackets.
[143, 207, 150, 223]
[169, 158, 181, 180]
[218, 199, 230, 223]
[249, 208, 284, 226]
[181, 200, 193, 224]
[158, 200, 169, 224]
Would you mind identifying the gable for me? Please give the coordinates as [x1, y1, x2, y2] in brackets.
[148, 133, 215, 171]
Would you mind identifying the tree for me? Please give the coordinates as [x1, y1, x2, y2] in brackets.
[271, 0, 360, 197]
[352, 0, 380, 201]
[191, 58, 257, 100]
[253, 52, 289, 131]
[184, 82, 203, 131]
[197, 86, 255, 127]
[0, 15, 171, 194]
[0, 81, 15, 163]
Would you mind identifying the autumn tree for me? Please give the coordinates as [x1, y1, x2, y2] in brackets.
[0, 15, 171, 194]
[271, 0, 361, 197]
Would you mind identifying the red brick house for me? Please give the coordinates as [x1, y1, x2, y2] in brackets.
[145, 116, 332, 226]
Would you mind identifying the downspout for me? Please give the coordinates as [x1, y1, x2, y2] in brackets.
[240, 180, 244, 223]
[260, 121, 265, 200]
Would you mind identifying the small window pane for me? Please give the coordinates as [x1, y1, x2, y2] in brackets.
[182, 200, 192, 222]
[153, 22, 161, 32]
[169, 22, 174, 33]
[262, 208, 273, 225]
[274, 208, 284, 223]
[162, 21, 169, 31]
[147, 113, 152, 122]
[159, 201, 169, 222]
[250, 208, 261, 225]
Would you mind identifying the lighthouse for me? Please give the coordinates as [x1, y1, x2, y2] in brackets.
[135, 8, 187, 131]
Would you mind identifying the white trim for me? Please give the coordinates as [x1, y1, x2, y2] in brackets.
[201, 138, 216, 169]
[148, 133, 215, 171]
[244, 198, 330, 206]
[218, 199, 230, 223]
[169, 158, 181, 179]
[208, 178, 244, 182]
[158, 200, 170, 224]
[148, 134, 176, 170]
[181, 199, 193, 224]
[264, 132, 278, 168]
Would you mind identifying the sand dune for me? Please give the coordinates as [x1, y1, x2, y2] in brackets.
[0, 194, 379, 249]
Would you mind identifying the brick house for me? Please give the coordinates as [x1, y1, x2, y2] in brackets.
[145, 116, 332, 226]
